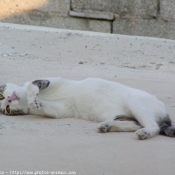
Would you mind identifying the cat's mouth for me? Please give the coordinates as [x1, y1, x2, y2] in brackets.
[0, 105, 25, 116]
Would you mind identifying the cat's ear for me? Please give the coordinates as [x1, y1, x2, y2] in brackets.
[0, 84, 6, 93]
[32, 80, 50, 90]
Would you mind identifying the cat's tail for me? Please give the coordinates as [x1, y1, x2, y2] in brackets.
[158, 114, 175, 137]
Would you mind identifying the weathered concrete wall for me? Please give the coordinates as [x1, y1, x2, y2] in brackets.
[1, 0, 175, 39]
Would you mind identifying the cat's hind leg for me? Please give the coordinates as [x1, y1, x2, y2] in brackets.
[134, 118, 160, 140]
[127, 96, 162, 140]
[97, 117, 141, 133]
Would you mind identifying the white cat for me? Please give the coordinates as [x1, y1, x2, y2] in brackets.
[0, 77, 174, 140]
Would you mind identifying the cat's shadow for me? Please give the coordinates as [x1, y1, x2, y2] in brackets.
[0, 113, 55, 121]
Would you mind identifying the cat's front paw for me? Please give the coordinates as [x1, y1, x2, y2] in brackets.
[135, 128, 149, 140]
[97, 122, 111, 133]
[28, 96, 41, 110]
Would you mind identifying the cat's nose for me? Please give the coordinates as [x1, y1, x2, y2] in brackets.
[7, 96, 12, 103]
[8, 92, 20, 102]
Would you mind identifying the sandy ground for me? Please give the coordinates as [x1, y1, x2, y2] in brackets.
[0, 23, 175, 175]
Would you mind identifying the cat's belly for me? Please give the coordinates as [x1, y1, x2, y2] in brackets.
[64, 95, 131, 122]
[33, 94, 130, 122]
[34, 78, 132, 121]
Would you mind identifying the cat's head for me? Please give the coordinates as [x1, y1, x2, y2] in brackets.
[0, 83, 28, 115]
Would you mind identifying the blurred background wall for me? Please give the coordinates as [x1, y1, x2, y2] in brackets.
[0, 0, 174, 39]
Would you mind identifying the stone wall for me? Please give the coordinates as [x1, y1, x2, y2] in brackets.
[1, 0, 175, 39]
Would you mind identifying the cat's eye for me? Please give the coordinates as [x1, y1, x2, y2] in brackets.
[6, 105, 10, 113]
[0, 94, 4, 100]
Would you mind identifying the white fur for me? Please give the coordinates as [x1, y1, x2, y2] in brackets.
[0, 77, 167, 139]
